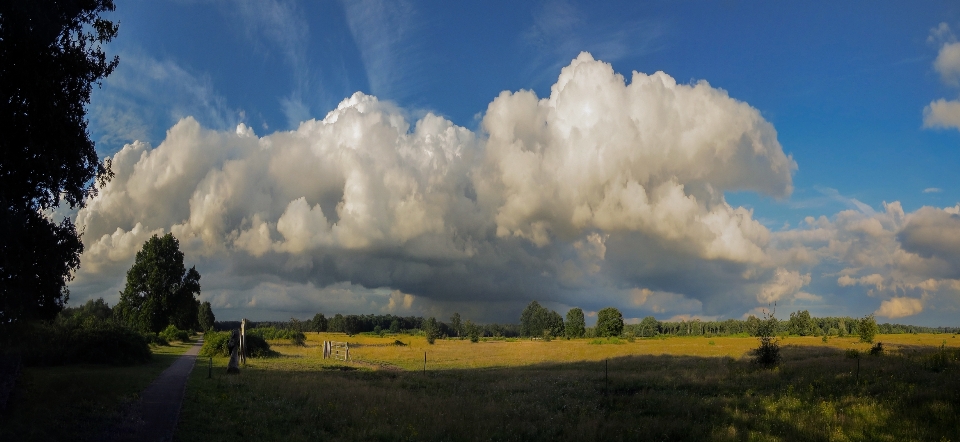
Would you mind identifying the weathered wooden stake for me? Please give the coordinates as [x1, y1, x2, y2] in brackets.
[208, 356, 212, 379]
[423, 352, 427, 374]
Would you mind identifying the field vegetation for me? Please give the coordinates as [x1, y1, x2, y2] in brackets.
[177, 332, 960, 441]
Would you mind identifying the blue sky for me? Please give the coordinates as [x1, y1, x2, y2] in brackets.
[74, 0, 960, 325]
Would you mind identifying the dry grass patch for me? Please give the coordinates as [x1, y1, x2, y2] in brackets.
[177, 333, 960, 441]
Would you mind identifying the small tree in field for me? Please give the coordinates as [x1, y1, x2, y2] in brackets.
[858, 314, 879, 343]
[465, 319, 480, 342]
[595, 307, 624, 337]
[423, 317, 439, 344]
[752, 306, 781, 367]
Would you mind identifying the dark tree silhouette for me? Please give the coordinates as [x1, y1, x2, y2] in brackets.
[116, 234, 201, 333]
[0, 1, 118, 325]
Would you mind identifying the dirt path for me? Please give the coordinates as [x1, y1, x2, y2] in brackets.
[106, 340, 201, 442]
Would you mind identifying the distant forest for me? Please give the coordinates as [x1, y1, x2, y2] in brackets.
[215, 309, 958, 338]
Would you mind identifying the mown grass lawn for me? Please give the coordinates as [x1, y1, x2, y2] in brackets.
[0, 341, 193, 441]
[177, 333, 960, 441]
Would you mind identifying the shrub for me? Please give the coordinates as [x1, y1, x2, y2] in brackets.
[423, 317, 439, 344]
[20, 321, 151, 366]
[199, 331, 230, 357]
[751, 308, 781, 368]
[858, 314, 879, 343]
[199, 331, 276, 358]
[143, 332, 170, 346]
[869, 342, 884, 356]
[159, 324, 190, 343]
[290, 331, 306, 347]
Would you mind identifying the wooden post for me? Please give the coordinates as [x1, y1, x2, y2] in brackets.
[240, 318, 247, 365]
[345, 342, 350, 361]
[208, 356, 212, 379]
[423, 352, 426, 374]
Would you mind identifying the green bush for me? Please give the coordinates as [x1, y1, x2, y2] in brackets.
[199, 331, 276, 358]
[290, 331, 306, 347]
[199, 331, 230, 357]
[159, 324, 190, 343]
[19, 320, 151, 366]
[143, 332, 170, 346]
[752, 309, 781, 368]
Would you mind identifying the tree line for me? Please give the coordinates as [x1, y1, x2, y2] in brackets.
[240, 302, 957, 342]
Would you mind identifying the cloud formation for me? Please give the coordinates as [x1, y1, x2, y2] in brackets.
[772, 201, 960, 321]
[924, 23, 960, 131]
[73, 53, 960, 324]
[71, 53, 807, 320]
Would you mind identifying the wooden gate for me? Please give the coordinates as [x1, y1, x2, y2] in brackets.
[323, 341, 349, 361]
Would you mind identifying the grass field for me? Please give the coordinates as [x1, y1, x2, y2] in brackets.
[0, 341, 193, 441]
[177, 333, 960, 441]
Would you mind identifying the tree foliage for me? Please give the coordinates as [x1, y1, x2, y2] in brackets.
[638, 316, 659, 337]
[595, 307, 624, 337]
[565, 308, 586, 338]
[423, 317, 439, 344]
[788, 310, 814, 336]
[116, 234, 201, 333]
[520, 301, 564, 337]
[450, 312, 463, 338]
[858, 314, 879, 343]
[197, 301, 215, 331]
[310, 313, 327, 333]
[0, 0, 118, 325]
[752, 307, 781, 367]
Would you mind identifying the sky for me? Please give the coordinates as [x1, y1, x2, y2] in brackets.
[65, 0, 960, 326]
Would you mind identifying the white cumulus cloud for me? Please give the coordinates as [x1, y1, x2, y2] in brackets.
[875, 297, 924, 319]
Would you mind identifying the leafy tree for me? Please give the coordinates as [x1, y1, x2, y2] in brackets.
[389, 319, 400, 333]
[465, 319, 481, 342]
[61, 297, 113, 323]
[788, 310, 814, 336]
[328, 314, 345, 332]
[858, 314, 879, 343]
[638, 316, 659, 337]
[343, 315, 360, 336]
[423, 317, 439, 344]
[116, 234, 201, 333]
[565, 308, 586, 338]
[520, 301, 564, 337]
[1, 0, 119, 326]
[197, 301, 215, 331]
[547, 309, 564, 337]
[450, 312, 463, 338]
[595, 307, 624, 337]
[310, 313, 327, 333]
[752, 306, 781, 367]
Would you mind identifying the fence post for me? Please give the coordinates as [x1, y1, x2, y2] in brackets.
[346, 342, 350, 361]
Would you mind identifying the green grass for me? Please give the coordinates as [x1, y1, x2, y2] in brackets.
[176, 335, 960, 441]
[0, 342, 193, 441]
